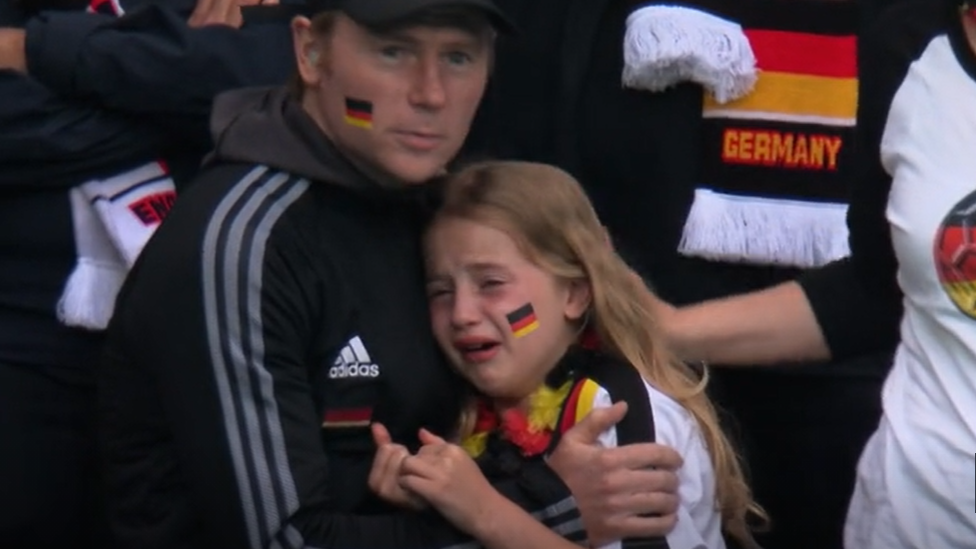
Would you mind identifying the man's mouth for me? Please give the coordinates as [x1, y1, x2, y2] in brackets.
[393, 130, 444, 152]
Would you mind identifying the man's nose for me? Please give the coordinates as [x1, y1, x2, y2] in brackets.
[407, 55, 447, 110]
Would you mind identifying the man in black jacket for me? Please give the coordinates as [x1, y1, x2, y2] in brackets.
[98, 1, 684, 548]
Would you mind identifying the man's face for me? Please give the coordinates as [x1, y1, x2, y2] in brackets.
[294, 14, 492, 184]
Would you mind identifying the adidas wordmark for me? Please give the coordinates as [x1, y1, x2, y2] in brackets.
[329, 336, 381, 379]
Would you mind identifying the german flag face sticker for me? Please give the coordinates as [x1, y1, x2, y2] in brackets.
[344, 98, 373, 129]
[507, 303, 539, 338]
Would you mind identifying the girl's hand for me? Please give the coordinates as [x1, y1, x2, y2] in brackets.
[367, 423, 426, 510]
[399, 429, 502, 535]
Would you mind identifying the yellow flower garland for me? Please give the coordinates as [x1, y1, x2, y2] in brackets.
[461, 431, 490, 457]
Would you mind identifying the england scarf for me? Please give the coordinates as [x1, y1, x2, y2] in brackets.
[58, 162, 176, 330]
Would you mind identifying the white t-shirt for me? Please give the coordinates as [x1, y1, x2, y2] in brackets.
[841, 3, 976, 547]
[589, 380, 726, 549]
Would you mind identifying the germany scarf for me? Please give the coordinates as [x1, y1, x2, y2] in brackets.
[626, 0, 858, 268]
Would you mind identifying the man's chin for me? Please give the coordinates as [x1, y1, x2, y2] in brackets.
[386, 158, 450, 185]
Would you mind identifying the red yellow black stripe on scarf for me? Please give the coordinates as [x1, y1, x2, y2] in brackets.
[344, 98, 373, 129]
[321, 407, 372, 429]
[507, 303, 539, 338]
[703, 29, 858, 124]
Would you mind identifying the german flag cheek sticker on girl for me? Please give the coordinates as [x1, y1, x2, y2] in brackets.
[507, 303, 539, 338]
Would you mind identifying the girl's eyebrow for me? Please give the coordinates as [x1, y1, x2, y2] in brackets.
[465, 261, 506, 274]
[425, 261, 509, 283]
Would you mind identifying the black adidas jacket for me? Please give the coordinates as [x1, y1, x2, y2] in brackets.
[100, 86, 582, 549]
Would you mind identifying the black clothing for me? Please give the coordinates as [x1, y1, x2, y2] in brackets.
[796, 0, 959, 358]
[0, 360, 111, 548]
[24, 3, 293, 149]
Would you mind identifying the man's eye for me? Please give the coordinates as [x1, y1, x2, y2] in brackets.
[380, 46, 406, 60]
[445, 51, 473, 66]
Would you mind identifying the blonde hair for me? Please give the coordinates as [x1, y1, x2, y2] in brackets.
[432, 160, 766, 547]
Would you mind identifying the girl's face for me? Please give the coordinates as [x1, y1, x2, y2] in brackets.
[424, 216, 590, 409]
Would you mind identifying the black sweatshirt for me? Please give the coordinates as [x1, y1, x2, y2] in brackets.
[100, 87, 582, 549]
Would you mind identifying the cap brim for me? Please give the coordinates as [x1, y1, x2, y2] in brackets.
[344, 0, 518, 35]
[242, 0, 517, 35]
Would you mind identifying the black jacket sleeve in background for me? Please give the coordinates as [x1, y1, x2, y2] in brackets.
[0, 3, 162, 189]
[0, 70, 164, 189]
[797, 7, 919, 360]
[25, 5, 294, 126]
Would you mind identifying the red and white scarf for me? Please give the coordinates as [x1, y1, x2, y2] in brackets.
[58, 162, 176, 330]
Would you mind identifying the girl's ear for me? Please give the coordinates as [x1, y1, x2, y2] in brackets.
[563, 279, 592, 322]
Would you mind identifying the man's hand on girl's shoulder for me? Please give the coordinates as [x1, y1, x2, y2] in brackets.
[546, 401, 683, 547]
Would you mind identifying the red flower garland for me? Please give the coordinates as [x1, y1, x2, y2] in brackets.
[500, 409, 552, 456]
[469, 399, 554, 457]
[473, 399, 497, 432]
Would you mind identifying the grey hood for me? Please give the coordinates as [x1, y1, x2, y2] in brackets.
[209, 86, 373, 189]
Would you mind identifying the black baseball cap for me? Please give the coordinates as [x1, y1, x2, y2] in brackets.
[300, 0, 517, 34]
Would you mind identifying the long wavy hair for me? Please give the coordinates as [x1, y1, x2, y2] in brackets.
[431, 160, 766, 546]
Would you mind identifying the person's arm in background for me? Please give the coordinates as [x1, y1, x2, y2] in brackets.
[656, 9, 907, 367]
[0, 71, 165, 189]
[0, 1, 164, 190]
[0, 4, 293, 149]
[27, 5, 293, 117]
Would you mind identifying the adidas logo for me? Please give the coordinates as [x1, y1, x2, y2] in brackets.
[329, 336, 380, 379]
